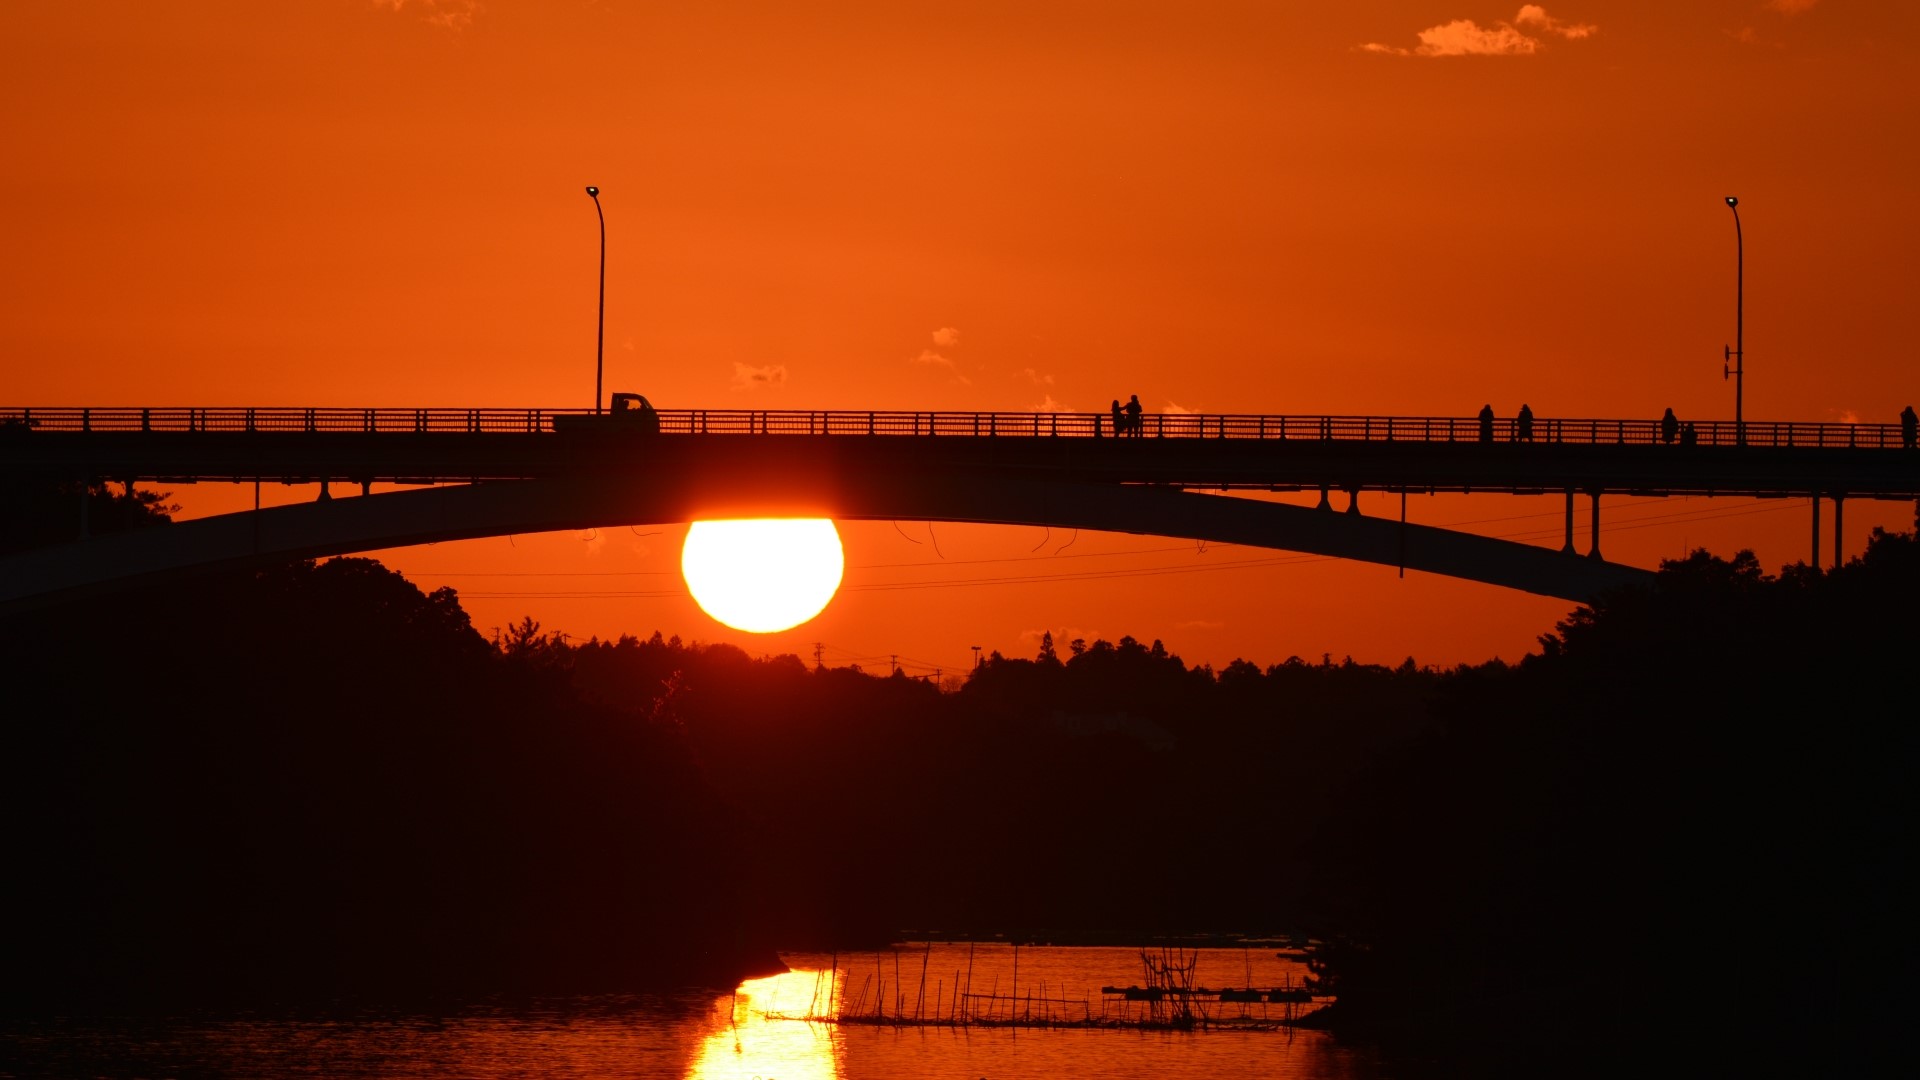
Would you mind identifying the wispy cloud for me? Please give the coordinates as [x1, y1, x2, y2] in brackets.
[909, 328, 971, 385]
[374, 0, 481, 31]
[1032, 394, 1069, 413]
[1361, 5, 1596, 57]
[1019, 368, 1055, 387]
[910, 351, 971, 385]
[729, 362, 787, 391]
[1514, 4, 1596, 39]
[1163, 400, 1196, 415]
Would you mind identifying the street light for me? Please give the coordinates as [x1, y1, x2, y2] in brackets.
[1723, 196, 1744, 445]
[586, 185, 605, 414]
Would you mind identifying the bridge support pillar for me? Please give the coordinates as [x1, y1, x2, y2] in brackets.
[318, 479, 332, 503]
[1587, 490, 1602, 561]
[1316, 485, 1331, 511]
[1561, 489, 1576, 555]
[1346, 488, 1360, 515]
[1833, 494, 1844, 569]
[1810, 494, 1819, 568]
[361, 480, 372, 498]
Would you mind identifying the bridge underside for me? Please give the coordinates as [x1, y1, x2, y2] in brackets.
[0, 472, 1652, 613]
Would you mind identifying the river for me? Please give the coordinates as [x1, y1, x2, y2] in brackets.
[1, 944, 1391, 1078]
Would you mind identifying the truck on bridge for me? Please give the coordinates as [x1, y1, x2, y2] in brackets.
[551, 392, 658, 434]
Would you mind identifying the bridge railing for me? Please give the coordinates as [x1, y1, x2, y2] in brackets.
[1, 407, 1910, 449]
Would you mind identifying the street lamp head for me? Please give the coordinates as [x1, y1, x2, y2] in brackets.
[1725, 196, 1738, 208]
[586, 186, 600, 198]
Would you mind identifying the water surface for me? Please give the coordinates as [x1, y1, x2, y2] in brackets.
[2, 945, 1387, 1079]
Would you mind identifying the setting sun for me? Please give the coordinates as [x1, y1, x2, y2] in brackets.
[681, 519, 846, 633]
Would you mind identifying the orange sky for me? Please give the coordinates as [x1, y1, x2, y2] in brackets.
[4, 1, 1916, 672]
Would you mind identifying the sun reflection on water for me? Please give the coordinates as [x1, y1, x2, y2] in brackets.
[687, 969, 841, 1080]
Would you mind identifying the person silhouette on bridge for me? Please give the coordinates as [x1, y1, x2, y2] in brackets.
[1478, 403, 1494, 443]
[1902, 404, 1917, 449]
[1125, 394, 1143, 437]
[1661, 407, 1679, 445]
[1111, 399, 1123, 438]
[1516, 404, 1534, 442]
[1681, 421, 1698, 448]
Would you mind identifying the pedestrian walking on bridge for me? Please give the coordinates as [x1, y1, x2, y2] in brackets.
[1478, 403, 1494, 443]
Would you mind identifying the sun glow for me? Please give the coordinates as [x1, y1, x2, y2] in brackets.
[681, 519, 845, 633]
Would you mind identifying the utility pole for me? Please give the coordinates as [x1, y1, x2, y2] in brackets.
[971, 645, 982, 669]
[812, 642, 824, 670]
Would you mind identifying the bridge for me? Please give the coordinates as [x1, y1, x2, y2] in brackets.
[4, 405, 1917, 613]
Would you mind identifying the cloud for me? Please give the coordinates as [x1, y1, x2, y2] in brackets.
[374, 0, 481, 31]
[1361, 5, 1596, 56]
[931, 327, 960, 347]
[1163, 400, 1196, 415]
[729, 362, 787, 391]
[1032, 394, 1067, 412]
[1766, 0, 1818, 13]
[1514, 4, 1596, 39]
[1019, 368, 1055, 387]
[910, 349, 971, 385]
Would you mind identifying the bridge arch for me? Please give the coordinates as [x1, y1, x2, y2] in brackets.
[0, 474, 1652, 613]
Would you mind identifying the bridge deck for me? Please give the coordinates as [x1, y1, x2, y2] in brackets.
[5, 407, 1918, 499]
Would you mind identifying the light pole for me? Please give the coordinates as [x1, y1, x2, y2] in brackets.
[586, 185, 606, 414]
[1723, 196, 1743, 445]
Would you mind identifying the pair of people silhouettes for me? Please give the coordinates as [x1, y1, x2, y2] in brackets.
[1110, 395, 1144, 436]
[1476, 404, 1532, 442]
[1659, 408, 1698, 446]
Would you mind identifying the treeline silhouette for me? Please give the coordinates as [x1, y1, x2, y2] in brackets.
[5, 485, 1915, 1075]
[1297, 514, 1920, 1074]
[0, 478, 175, 555]
[3, 548, 778, 1008]
[0, 487, 1460, 1006]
